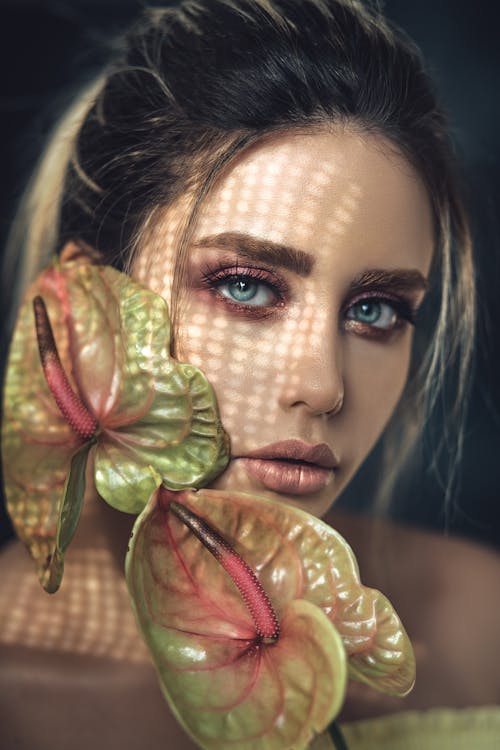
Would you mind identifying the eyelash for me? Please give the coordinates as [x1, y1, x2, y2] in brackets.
[199, 264, 417, 338]
[200, 264, 288, 316]
[342, 292, 417, 341]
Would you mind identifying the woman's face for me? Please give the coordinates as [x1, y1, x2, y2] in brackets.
[134, 130, 433, 517]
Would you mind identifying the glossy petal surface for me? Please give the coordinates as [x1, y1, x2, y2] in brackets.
[341, 587, 416, 695]
[126, 489, 347, 750]
[2, 260, 229, 589]
[126, 488, 415, 748]
[54, 262, 229, 509]
[164, 489, 415, 696]
[2, 264, 84, 589]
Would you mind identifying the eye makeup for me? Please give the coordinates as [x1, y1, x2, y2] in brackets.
[346, 291, 417, 322]
[196, 260, 289, 320]
[189, 244, 426, 338]
[343, 291, 418, 341]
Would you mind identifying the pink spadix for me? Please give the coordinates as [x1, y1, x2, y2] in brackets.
[170, 498, 280, 643]
[33, 296, 98, 440]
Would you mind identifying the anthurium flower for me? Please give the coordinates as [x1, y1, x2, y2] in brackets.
[126, 486, 415, 750]
[1, 259, 229, 593]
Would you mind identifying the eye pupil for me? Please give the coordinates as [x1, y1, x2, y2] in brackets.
[229, 279, 257, 301]
[357, 301, 381, 323]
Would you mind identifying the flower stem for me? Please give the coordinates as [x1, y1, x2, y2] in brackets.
[33, 296, 98, 440]
[328, 722, 350, 750]
[170, 499, 280, 642]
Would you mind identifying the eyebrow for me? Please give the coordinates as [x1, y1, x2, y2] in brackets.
[348, 268, 428, 295]
[193, 231, 428, 291]
[193, 231, 315, 276]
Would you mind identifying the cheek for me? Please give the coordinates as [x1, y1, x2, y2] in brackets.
[343, 334, 413, 461]
[174, 300, 284, 447]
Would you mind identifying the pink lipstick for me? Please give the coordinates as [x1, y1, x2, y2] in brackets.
[238, 440, 338, 496]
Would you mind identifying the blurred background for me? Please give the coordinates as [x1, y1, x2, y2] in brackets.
[1, 0, 499, 549]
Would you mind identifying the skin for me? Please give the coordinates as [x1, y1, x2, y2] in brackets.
[2, 128, 500, 750]
[134, 128, 434, 517]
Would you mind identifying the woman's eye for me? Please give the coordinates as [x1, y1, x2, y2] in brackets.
[345, 299, 399, 329]
[199, 264, 287, 313]
[215, 276, 278, 307]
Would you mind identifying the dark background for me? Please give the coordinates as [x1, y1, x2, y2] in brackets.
[1, 0, 499, 548]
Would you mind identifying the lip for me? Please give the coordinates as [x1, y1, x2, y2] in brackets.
[243, 440, 339, 469]
[237, 440, 338, 496]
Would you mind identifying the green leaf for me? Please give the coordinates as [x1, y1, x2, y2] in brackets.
[42, 441, 93, 593]
[57, 441, 92, 552]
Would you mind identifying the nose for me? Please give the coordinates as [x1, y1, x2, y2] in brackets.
[277, 331, 344, 417]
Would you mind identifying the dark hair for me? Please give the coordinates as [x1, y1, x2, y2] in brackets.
[61, 1, 456, 261]
[12, 0, 475, 513]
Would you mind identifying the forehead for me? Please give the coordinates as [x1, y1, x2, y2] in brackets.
[195, 129, 433, 271]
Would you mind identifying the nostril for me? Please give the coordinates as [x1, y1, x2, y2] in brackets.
[325, 391, 344, 418]
[277, 341, 345, 417]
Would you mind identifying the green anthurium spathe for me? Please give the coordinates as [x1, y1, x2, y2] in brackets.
[1, 258, 229, 592]
[126, 485, 415, 750]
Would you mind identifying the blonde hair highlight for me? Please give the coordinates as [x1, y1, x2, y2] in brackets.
[3, 77, 106, 330]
